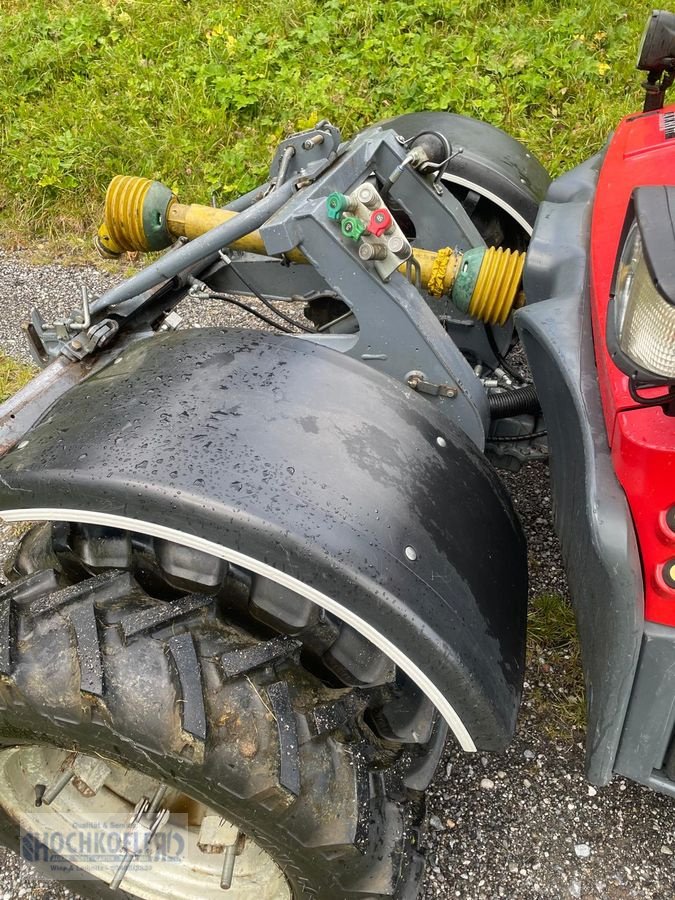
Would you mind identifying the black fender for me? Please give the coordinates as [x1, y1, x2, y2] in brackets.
[381, 110, 550, 239]
[0, 329, 527, 751]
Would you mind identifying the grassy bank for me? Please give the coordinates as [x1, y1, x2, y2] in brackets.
[0, 0, 648, 244]
[0, 355, 35, 402]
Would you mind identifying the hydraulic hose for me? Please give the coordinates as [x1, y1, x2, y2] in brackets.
[90, 179, 296, 316]
[488, 384, 541, 419]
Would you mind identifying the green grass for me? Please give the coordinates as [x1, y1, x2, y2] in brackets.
[527, 592, 586, 739]
[0, 0, 650, 245]
[0, 355, 35, 402]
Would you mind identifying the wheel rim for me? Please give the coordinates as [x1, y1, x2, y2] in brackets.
[0, 745, 291, 899]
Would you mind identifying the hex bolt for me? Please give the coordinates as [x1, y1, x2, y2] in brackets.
[302, 134, 324, 150]
[439, 385, 458, 398]
[406, 371, 424, 390]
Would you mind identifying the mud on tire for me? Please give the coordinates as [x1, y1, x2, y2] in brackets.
[0, 522, 449, 899]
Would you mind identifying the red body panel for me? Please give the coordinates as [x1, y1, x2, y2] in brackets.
[589, 105, 675, 625]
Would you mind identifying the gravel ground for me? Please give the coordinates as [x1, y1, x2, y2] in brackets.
[0, 250, 673, 899]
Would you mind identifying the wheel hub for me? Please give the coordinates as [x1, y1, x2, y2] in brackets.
[0, 746, 291, 899]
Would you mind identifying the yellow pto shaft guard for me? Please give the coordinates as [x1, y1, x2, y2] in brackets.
[96, 175, 525, 325]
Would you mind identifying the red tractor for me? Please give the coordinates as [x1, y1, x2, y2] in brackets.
[521, 8, 675, 796]
[0, 8, 672, 899]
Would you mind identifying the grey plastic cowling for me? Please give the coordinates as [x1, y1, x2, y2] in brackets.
[516, 154, 644, 786]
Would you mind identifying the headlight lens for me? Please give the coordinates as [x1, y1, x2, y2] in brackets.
[614, 221, 675, 380]
[636, 12, 654, 69]
[636, 9, 675, 72]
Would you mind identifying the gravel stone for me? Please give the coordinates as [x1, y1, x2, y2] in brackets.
[0, 251, 674, 899]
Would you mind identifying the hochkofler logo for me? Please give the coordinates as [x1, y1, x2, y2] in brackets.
[20, 811, 189, 882]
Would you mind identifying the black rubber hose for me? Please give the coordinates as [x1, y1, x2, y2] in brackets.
[226, 262, 314, 332]
[199, 291, 293, 333]
[488, 384, 541, 419]
[90, 179, 296, 316]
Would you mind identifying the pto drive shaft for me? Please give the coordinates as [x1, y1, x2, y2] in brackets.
[96, 175, 525, 326]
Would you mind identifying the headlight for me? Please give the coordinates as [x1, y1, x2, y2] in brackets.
[637, 9, 675, 72]
[608, 187, 675, 383]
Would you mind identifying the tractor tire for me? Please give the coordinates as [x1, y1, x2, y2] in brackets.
[0, 523, 446, 899]
[380, 110, 550, 249]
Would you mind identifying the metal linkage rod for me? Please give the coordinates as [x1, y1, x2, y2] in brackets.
[90, 179, 296, 316]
